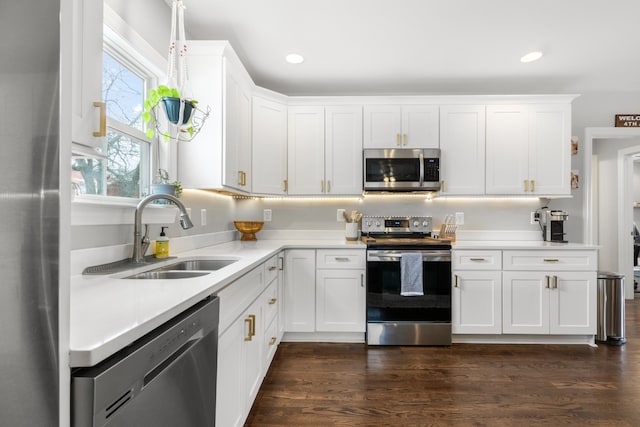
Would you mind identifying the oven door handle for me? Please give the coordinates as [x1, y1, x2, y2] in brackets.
[367, 250, 451, 262]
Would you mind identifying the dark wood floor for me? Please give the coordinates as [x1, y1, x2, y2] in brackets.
[246, 299, 640, 426]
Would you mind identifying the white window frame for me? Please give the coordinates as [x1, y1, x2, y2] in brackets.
[71, 6, 174, 225]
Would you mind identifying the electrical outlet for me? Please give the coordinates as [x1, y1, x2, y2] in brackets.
[201, 209, 207, 226]
[530, 211, 537, 225]
[263, 209, 272, 222]
[337, 209, 346, 222]
[455, 212, 464, 225]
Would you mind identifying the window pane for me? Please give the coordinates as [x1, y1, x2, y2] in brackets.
[106, 130, 142, 197]
[102, 52, 144, 130]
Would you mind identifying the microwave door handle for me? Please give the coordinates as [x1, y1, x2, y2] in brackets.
[419, 151, 424, 186]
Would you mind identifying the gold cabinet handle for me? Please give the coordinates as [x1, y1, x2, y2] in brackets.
[283, 179, 288, 193]
[268, 298, 277, 305]
[327, 180, 331, 193]
[361, 273, 364, 287]
[524, 179, 529, 192]
[543, 259, 560, 263]
[545, 275, 550, 289]
[269, 337, 277, 346]
[238, 171, 244, 186]
[321, 180, 324, 192]
[249, 314, 256, 337]
[470, 258, 486, 261]
[441, 180, 446, 192]
[454, 274, 459, 287]
[403, 133, 407, 146]
[93, 101, 106, 137]
[396, 133, 401, 146]
[553, 275, 558, 289]
[278, 256, 284, 271]
[531, 179, 535, 192]
[244, 316, 253, 341]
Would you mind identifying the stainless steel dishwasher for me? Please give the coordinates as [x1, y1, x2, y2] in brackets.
[72, 296, 219, 427]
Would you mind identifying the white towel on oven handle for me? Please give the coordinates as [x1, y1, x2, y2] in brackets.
[400, 252, 423, 296]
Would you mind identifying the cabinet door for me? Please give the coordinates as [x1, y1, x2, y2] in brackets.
[452, 271, 502, 334]
[216, 319, 244, 427]
[439, 105, 485, 194]
[243, 297, 263, 408]
[71, 0, 104, 149]
[528, 104, 571, 195]
[363, 105, 402, 148]
[485, 105, 529, 194]
[401, 105, 439, 148]
[223, 58, 252, 192]
[287, 106, 325, 194]
[252, 96, 287, 194]
[502, 271, 548, 334]
[549, 272, 596, 335]
[325, 106, 363, 194]
[284, 250, 316, 331]
[316, 269, 366, 332]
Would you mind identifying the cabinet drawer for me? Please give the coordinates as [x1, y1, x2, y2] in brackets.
[453, 250, 502, 270]
[216, 266, 263, 334]
[264, 254, 279, 285]
[503, 250, 597, 271]
[263, 280, 278, 327]
[316, 249, 365, 269]
[263, 315, 278, 368]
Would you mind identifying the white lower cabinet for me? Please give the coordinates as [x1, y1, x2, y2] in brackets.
[215, 258, 280, 427]
[502, 271, 596, 335]
[283, 248, 366, 336]
[452, 270, 502, 334]
[453, 249, 597, 341]
[283, 249, 316, 332]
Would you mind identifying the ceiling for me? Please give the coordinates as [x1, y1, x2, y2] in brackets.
[183, 0, 640, 96]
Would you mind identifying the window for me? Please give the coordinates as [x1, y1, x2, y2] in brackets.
[72, 47, 153, 198]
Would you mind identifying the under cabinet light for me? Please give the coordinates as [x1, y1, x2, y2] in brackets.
[520, 51, 543, 63]
[285, 53, 304, 64]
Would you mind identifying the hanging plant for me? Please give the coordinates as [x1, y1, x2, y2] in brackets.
[143, 0, 209, 143]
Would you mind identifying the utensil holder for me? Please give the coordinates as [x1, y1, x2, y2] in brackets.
[345, 223, 359, 241]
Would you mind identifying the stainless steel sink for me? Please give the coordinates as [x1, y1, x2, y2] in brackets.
[157, 259, 238, 271]
[124, 271, 210, 280]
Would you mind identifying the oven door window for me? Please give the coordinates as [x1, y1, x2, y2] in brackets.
[365, 158, 421, 184]
[366, 259, 451, 322]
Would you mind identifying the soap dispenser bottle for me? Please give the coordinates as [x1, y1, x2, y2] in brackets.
[155, 226, 169, 258]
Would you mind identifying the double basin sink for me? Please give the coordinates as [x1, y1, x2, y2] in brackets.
[125, 258, 238, 280]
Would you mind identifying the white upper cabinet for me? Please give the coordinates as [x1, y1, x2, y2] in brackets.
[288, 105, 363, 195]
[363, 105, 438, 148]
[287, 106, 325, 195]
[325, 106, 363, 195]
[251, 95, 287, 195]
[485, 103, 571, 195]
[178, 41, 254, 192]
[71, 0, 105, 152]
[223, 57, 253, 192]
[439, 105, 486, 195]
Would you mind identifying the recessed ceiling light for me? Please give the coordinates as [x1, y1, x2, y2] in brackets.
[285, 53, 304, 64]
[520, 51, 543, 63]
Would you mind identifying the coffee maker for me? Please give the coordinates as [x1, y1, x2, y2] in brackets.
[535, 207, 569, 242]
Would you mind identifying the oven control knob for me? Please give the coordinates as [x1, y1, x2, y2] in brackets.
[413, 221, 420, 227]
[422, 221, 429, 227]
[375, 221, 381, 227]
[365, 220, 371, 226]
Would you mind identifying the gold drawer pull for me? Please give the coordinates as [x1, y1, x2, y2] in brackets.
[335, 257, 350, 262]
[543, 259, 560, 263]
[269, 337, 277, 346]
[268, 266, 277, 271]
[470, 258, 486, 261]
[268, 298, 277, 305]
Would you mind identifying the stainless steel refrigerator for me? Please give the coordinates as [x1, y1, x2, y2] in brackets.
[0, 0, 61, 425]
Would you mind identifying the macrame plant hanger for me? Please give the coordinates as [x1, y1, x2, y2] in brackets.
[159, 0, 209, 142]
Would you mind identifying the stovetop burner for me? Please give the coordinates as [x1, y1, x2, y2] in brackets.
[361, 215, 452, 249]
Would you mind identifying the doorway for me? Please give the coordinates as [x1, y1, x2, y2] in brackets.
[584, 127, 640, 300]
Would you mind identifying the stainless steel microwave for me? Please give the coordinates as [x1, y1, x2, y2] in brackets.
[363, 148, 441, 192]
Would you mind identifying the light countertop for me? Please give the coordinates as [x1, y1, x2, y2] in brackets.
[70, 239, 364, 367]
[70, 237, 597, 367]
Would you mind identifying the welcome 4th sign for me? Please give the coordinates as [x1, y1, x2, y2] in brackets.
[615, 114, 640, 127]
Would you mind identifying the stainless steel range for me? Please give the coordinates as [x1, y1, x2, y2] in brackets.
[362, 215, 452, 345]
